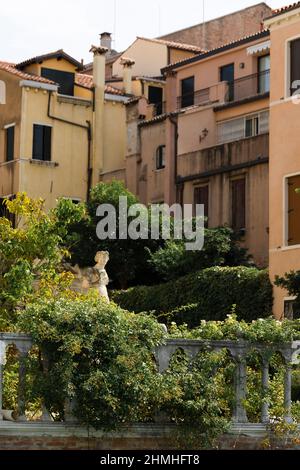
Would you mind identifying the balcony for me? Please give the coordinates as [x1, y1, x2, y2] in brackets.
[153, 101, 166, 116]
[177, 70, 270, 111]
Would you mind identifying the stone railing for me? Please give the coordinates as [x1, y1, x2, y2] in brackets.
[155, 339, 300, 424]
[0, 333, 33, 421]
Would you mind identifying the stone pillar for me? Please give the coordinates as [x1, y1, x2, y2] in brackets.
[0, 341, 6, 421]
[261, 357, 270, 423]
[120, 58, 135, 95]
[232, 357, 248, 424]
[284, 362, 293, 423]
[90, 45, 107, 186]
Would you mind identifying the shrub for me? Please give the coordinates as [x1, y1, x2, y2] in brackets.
[112, 267, 273, 324]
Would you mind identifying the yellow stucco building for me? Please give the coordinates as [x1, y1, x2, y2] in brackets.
[0, 47, 129, 213]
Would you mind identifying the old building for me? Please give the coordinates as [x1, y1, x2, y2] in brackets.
[265, 3, 300, 319]
[127, 28, 271, 267]
[0, 47, 130, 213]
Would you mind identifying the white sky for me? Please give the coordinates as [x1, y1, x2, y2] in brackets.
[0, 0, 285, 64]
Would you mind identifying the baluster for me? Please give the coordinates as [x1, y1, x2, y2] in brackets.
[284, 362, 293, 423]
[261, 356, 270, 424]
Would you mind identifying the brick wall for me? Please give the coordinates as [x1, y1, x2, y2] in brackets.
[159, 3, 272, 50]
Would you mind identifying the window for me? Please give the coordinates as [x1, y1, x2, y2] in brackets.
[181, 77, 194, 108]
[194, 185, 209, 227]
[156, 145, 165, 170]
[220, 63, 234, 101]
[41, 68, 75, 96]
[32, 125, 52, 161]
[245, 115, 259, 138]
[258, 55, 270, 94]
[5, 125, 14, 161]
[289, 38, 300, 96]
[231, 178, 246, 232]
[148, 86, 163, 116]
[286, 174, 300, 246]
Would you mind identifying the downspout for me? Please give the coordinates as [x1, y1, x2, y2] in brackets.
[47, 91, 92, 201]
[168, 114, 179, 202]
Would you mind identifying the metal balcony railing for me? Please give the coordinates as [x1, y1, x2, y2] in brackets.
[227, 69, 270, 103]
[177, 87, 210, 110]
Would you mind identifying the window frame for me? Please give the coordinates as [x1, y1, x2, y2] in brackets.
[156, 145, 166, 170]
[4, 123, 15, 162]
[284, 172, 300, 248]
[181, 76, 195, 109]
[231, 176, 246, 233]
[285, 35, 300, 99]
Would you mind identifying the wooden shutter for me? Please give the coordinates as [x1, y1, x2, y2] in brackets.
[6, 126, 14, 161]
[288, 175, 300, 246]
[231, 178, 246, 231]
[43, 126, 52, 161]
[290, 39, 300, 95]
[33, 125, 43, 160]
[194, 185, 209, 226]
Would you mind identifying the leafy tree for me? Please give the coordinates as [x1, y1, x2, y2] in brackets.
[275, 271, 300, 318]
[148, 227, 252, 282]
[0, 193, 85, 328]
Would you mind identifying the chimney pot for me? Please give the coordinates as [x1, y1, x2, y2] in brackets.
[100, 32, 112, 53]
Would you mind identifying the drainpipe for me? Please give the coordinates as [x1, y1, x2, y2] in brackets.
[47, 92, 92, 201]
[120, 57, 135, 95]
[168, 114, 179, 203]
[90, 45, 107, 185]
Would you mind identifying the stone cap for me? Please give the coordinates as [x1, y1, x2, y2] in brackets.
[89, 45, 108, 56]
[120, 57, 136, 68]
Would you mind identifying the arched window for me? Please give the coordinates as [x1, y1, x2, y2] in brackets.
[156, 145, 166, 170]
[0, 80, 6, 104]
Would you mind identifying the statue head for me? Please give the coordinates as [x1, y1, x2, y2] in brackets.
[94, 251, 109, 270]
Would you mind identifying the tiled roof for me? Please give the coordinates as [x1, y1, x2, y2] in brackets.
[267, 2, 300, 19]
[0, 61, 56, 84]
[16, 49, 83, 70]
[161, 29, 270, 73]
[138, 114, 168, 127]
[75, 73, 126, 95]
[137, 36, 204, 53]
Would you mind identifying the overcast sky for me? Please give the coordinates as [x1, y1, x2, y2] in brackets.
[0, 0, 285, 64]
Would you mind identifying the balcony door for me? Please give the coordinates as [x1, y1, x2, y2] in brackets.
[220, 64, 234, 102]
[258, 55, 270, 94]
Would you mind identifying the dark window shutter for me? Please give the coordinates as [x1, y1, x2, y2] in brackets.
[43, 126, 52, 161]
[181, 77, 195, 108]
[288, 175, 300, 246]
[290, 39, 300, 95]
[33, 125, 44, 160]
[231, 178, 246, 231]
[33, 125, 52, 161]
[194, 185, 209, 226]
[41, 68, 75, 96]
[6, 126, 14, 161]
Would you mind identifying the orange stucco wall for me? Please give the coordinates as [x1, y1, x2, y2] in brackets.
[267, 13, 300, 318]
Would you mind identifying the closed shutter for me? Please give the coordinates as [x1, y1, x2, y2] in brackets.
[288, 175, 300, 246]
[194, 185, 209, 226]
[259, 111, 269, 134]
[6, 126, 14, 161]
[290, 39, 300, 95]
[231, 178, 246, 231]
[217, 117, 244, 144]
[43, 126, 52, 161]
[33, 125, 51, 161]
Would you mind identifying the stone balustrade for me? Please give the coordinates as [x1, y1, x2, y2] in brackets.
[155, 339, 300, 424]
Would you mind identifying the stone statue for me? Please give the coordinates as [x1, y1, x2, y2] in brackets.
[64, 251, 110, 302]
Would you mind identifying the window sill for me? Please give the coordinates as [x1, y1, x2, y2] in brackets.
[29, 159, 58, 168]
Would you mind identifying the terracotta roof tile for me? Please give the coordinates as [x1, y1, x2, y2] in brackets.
[0, 61, 56, 84]
[137, 36, 204, 53]
[75, 73, 126, 96]
[269, 2, 300, 19]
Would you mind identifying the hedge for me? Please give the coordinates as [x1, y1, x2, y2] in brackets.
[111, 267, 273, 324]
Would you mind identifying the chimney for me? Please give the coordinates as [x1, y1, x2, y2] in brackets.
[100, 32, 112, 53]
[120, 57, 135, 95]
[89, 45, 108, 185]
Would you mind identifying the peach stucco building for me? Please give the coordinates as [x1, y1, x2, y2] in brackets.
[127, 29, 271, 267]
[265, 3, 300, 319]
